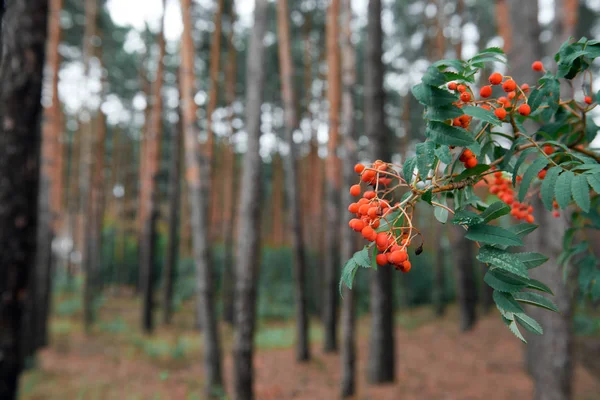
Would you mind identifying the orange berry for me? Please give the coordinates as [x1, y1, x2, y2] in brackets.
[481, 104, 491, 111]
[552, 210, 560, 218]
[518, 103, 531, 116]
[494, 171, 503, 178]
[350, 184, 361, 196]
[502, 79, 517, 92]
[537, 169, 547, 180]
[354, 163, 365, 173]
[543, 145, 554, 155]
[376, 232, 388, 248]
[453, 117, 462, 126]
[401, 261, 412, 273]
[525, 214, 535, 223]
[531, 61, 543, 71]
[585, 96, 593, 105]
[494, 107, 507, 119]
[479, 85, 492, 98]
[361, 226, 375, 240]
[376, 253, 388, 266]
[350, 218, 364, 232]
[498, 96, 509, 107]
[358, 204, 370, 215]
[516, 175, 523, 182]
[521, 83, 530, 92]
[508, 91, 516, 100]
[457, 84, 467, 93]
[448, 82, 457, 90]
[348, 203, 359, 213]
[460, 92, 471, 102]
[371, 219, 380, 229]
[368, 207, 379, 218]
[465, 157, 478, 169]
[363, 191, 376, 199]
[489, 72, 503, 85]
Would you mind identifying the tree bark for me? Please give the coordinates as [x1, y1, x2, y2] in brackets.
[366, 0, 395, 384]
[340, 0, 358, 395]
[180, 0, 224, 395]
[276, 0, 310, 362]
[232, 0, 268, 398]
[323, 0, 341, 353]
[81, 0, 98, 333]
[162, 109, 182, 325]
[140, 0, 167, 334]
[452, 230, 477, 331]
[0, 0, 47, 397]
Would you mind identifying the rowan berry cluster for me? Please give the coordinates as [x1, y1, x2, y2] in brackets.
[348, 162, 414, 272]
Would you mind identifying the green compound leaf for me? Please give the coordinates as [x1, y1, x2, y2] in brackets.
[484, 270, 527, 293]
[587, 173, 600, 194]
[416, 141, 436, 177]
[477, 246, 528, 278]
[466, 224, 524, 247]
[514, 313, 543, 335]
[518, 157, 548, 202]
[508, 223, 538, 239]
[493, 290, 525, 314]
[571, 174, 590, 212]
[454, 164, 490, 182]
[555, 170, 575, 209]
[514, 252, 549, 269]
[339, 246, 372, 294]
[426, 121, 475, 147]
[508, 319, 527, 343]
[512, 148, 538, 186]
[481, 201, 511, 223]
[513, 292, 560, 313]
[462, 105, 502, 126]
[434, 145, 453, 165]
[412, 83, 458, 107]
[452, 210, 484, 226]
[540, 166, 561, 210]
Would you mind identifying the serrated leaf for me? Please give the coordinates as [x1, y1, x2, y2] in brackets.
[422, 189, 433, 205]
[481, 201, 511, 223]
[484, 270, 527, 293]
[466, 224, 524, 247]
[434, 194, 449, 223]
[412, 83, 458, 107]
[435, 145, 453, 164]
[403, 157, 416, 182]
[421, 65, 447, 86]
[514, 313, 543, 335]
[555, 170, 574, 209]
[339, 247, 372, 294]
[463, 106, 501, 126]
[493, 290, 525, 314]
[477, 246, 528, 278]
[526, 278, 554, 295]
[514, 252, 549, 269]
[587, 174, 600, 193]
[513, 292, 559, 313]
[508, 319, 527, 343]
[541, 166, 561, 210]
[508, 223, 538, 238]
[467, 140, 482, 157]
[451, 210, 484, 226]
[425, 106, 464, 121]
[512, 148, 539, 186]
[571, 174, 590, 212]
[454, 164, 490, 182]
[425, 121, 475, 147]
[353, 246, 371, 267]
[416, 141, 435, 177]
[518, 157, 548, 202]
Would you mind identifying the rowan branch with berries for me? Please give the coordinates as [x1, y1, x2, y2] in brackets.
[340, 37, 600, 342]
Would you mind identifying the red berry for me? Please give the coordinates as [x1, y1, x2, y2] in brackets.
[350, 184, 361, 196]
[518, 103, 531, 116]
[354, 163, 365, 173]
[489, 72, 503, 85]
[585, 96, 593, 105]
[552, 210, 560, 218]
[460, 92, 471, 102]
[494, 107, 507, 119]
[537, 169, 547, 180]
[363, 191, 376, 199]
[348, 203, 359, 213]
[502, 79, 517, 93]
[376, 253, 388, 266]
[508, 91, 516, 100]
[543, 145, 554, 155]
[361, 226, 375, 240]
[350, 218, 364, 232]
[521, 83, 530, 92]
[526, 214, 535, 223]
[457, 84, 467, 93]
[448, 82, 457, 90]
[402, 261, 412, 273]
[532, 61, 543, 71]
[376, 233, 388, 248]
[479, 85, 492, 98]
[465, 157, 478, 169]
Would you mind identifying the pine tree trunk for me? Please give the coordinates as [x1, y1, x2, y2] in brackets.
[276, 0, 310, 362]
[453, 230, 477, 331]
[366, 0, 395, 384]
[0, 0, 47, 397]
[180, 0, 224, 395]
[232, 0, 268, 397]
[81, 0, 98, 333]
[162, 112, 182, 325]
[340, 0, 357, 394]
[140, 2, 167, 334]
[323, 0, 341, 353]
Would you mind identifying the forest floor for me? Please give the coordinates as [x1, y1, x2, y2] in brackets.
[20, 292, 600, 400]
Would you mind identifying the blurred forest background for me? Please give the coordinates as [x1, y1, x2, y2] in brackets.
[1, 0, 600, 399]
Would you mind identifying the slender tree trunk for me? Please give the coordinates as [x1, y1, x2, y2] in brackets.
[180, 0, 224, 395]
[323, 0, 341, 353]
[270, 155, 285, 246]
[81, 0, 98, 333]
[162, 112, 182, 325]
[140, 0, 167, 334]
[221, 2, 237, 324]
[0, 1, 47, 397]
[233, 0, 268, 398]
[340, 0, 358, 395]
[453, 230, 477, 331]
[366, 0, 395, 384]
[276, 0, 310, 362]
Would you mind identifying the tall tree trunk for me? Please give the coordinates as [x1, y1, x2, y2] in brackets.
[340, 0, 358, 395]
[506, 1, 574, 399]
[453, 229, 477, 331]
[232, 0, 268, 398]
[81, 0, 98, 333]
[276, 0, 310, 362]
[366, 0, 395, 384]
[180, 0, 224, 395]
[162, 111, 182, 325]
[323, 0, 341, 353]
[221, 0, 237, 324]
[270, 154, 285, 246]
[0, 1, 47, 397]
[32, 0, 63, 351]
[140, 0, 167, 334]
